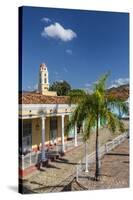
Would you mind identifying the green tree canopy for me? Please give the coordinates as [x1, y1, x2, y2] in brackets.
[49, 80, 71, 96]
[68, 89, 86, 99]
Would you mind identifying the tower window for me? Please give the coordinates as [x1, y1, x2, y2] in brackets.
[45, 78, 47, 83]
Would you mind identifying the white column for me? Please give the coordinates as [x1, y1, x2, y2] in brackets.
[68, 114, 74, 138]
[82, 120, 85, 133]
[85, 141, 88, 172]
[74, 122, 78, 147]
[61, 115, 65, 153]
[98, 117, 101, 128]
[76, 165, 79, 182]
[41, 116, 46, 161]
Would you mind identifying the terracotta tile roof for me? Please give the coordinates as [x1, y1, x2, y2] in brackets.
[19, 93, 70, 104]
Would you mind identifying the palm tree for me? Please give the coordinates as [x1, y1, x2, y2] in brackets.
[67, 73, 128, 181]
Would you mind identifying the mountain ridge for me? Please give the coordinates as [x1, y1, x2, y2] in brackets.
[106, 84, 129, 100]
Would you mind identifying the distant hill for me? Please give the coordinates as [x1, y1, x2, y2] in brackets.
[106, 84, 129, 100]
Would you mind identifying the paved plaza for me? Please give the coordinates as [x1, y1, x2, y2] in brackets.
[72, 138, 129, 191]
[22, 129, 129, 193]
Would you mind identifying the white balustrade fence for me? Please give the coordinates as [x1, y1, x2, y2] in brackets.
[20, 132, 128, 170]
[76, 132, 128, 179]
[19, 151, 41, 170]
[19, 135, 83, 170]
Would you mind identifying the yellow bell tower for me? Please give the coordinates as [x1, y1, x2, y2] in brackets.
[38, 63, 57, 96]
[39, 63, 49, 95]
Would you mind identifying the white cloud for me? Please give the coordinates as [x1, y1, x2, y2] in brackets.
[108, 78, 129, 89]
[27, 86, 31, 90]
[63, 67, 68, 73]
[84, 83, 93, 94]
[84, 88, 93, 94]
[27, 83, 38, 91]
[59, 80, 63, 83]
[34, 83, 38, 90]
[52, 71, 60, 81]
[54, 71, 59, 75]
[41, 17, 51, 23]
[84, 83, 91, 87]
[115, 78, 129, 85]
[66, 49, 72, 55]
[41, 22, 77, 42]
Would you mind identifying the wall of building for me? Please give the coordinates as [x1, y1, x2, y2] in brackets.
[32, 117, 50, 149]
[20, 106, 73, 116]
[41, 90, 57, 96]
[64, 115, 69, 135]
[32, 118, 41, 150]
[57, 116, 61, 140]
[56, 115, 69, 142]
[30, 115, 69, 150]
[45, 117, 50, 142]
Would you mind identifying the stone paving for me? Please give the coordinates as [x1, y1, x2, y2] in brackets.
[22, 128, 129, 193]
[72, 138, 129, 191]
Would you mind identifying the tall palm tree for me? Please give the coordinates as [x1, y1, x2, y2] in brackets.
[67, 73, 128, 181]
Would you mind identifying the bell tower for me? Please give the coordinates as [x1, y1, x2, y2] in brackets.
[39, 63, 49, 95]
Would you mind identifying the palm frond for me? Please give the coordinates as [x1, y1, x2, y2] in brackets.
[105, 110, 125, 133]
[66, 96, 92, 133]
[93, 72, 110, 94]
[83, 114, 96, 141]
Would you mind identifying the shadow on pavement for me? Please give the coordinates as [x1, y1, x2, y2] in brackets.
[106, 153, 129, 156]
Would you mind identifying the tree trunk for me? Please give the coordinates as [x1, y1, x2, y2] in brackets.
[95, 114, 99, 181]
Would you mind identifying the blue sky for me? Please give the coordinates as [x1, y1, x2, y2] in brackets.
[21, 6, 129, 91]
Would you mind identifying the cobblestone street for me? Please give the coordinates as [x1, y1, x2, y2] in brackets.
[72, 138, 129, 190]
[22, 130, 129, 193]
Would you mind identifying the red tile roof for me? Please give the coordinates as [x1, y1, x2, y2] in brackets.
[19, 93, 70, 104]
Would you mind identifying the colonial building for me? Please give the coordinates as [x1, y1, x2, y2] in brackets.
[19, 63, 78, 178]
[19, 63, 129, 178]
